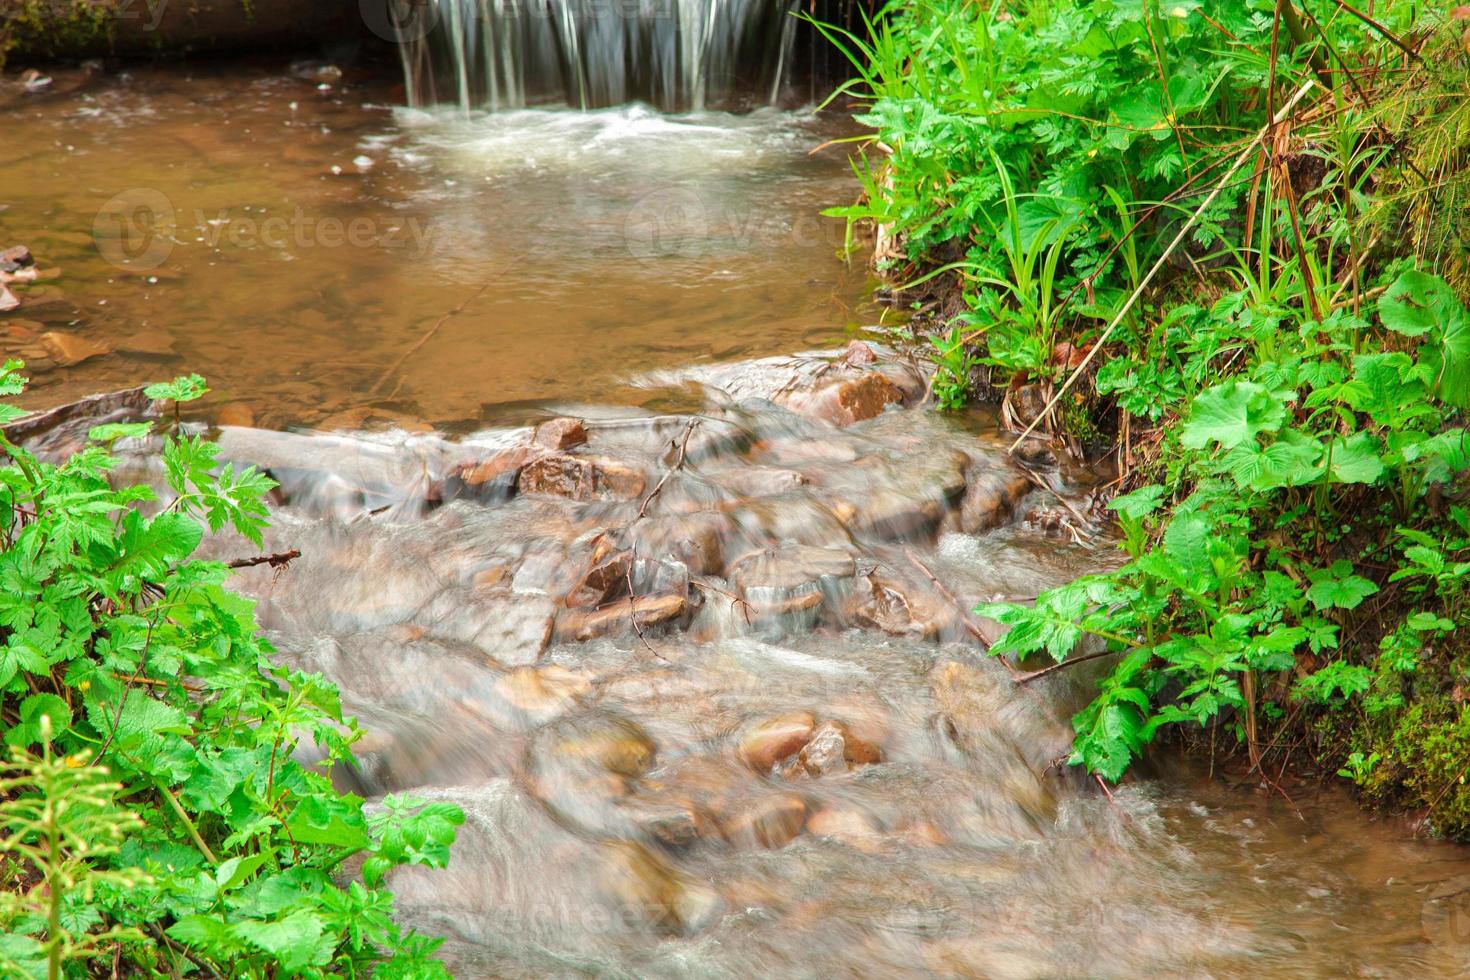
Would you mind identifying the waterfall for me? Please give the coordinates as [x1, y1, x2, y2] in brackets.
[391, 0, 801, 113]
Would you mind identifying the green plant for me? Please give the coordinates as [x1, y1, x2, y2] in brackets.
[931, 325, 978, 410]
[0, 362, 463, 974]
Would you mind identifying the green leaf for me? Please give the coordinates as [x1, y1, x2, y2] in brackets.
[5, 693, 71, 747]
[145, 374, 210, 403]
[1324, 432, 1385, 485]
[1180, 381, 1288, 451]
[1379, 270, 1460, 337]
[236, 911, 331, 973]
[1306, 563, 1380, 610]
[1109, 484, 1166, 519]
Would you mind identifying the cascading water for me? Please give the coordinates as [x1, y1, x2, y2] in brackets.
[395, 0, 801, 111]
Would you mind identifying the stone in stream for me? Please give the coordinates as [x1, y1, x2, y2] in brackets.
[781, 370, 905, 427]
[597, 842, 724, 935]
[0, 284, 19, 313]
[491, 665, 591, 723]
[532, 417, 588, 450]
[553, 592, 689, 642]
[806, 805, 883, 851]
[737, 711, 816, 772]
[957, 466, 1033, 534]
[0, 246, 33, 271]
[719, 793, 808, 849]
[844, 338, 878, 366]
[518, 452, 647, 501]
[446, 446, 534, 502]
[564, 550, 633, 608]
[623, 511, 730, 576]
[729, 544, 856, 622]
[844, 565, 957, 640]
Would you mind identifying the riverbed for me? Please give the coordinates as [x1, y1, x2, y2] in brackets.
[4, 60, 1470, 977]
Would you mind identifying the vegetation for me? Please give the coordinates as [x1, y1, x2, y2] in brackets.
[823, 0, 1470, 833]
[0, 366, 461, 977]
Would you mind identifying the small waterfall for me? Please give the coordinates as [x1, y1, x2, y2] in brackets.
[394, 0, 801, 112]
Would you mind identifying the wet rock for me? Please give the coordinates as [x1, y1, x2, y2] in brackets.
[782, 721, 883, 778]
[0, 284, 19, 313]
[554, 592, 688, 642]
[597, 842, 723, 935]
[38, 331, 112, 367]
[845, 567, 953, 640]
[807, 806, 883, 847]
[844, 339, 878, 366]
[4, 385, 152, 453]
[737, 711, 815, 772]
[518, 453, 647, 502]
[565, 551, 632, 609]
[0, 246, 33, 272]
[707, 465, 808, 498]
[719, 793, 807, 848]
[543, 713, 656, 778]
[215, 402, 255, 428]
[533, 417, 588, 450]
[624, 798, 709, 848]
[1007, 383, 1050, 427]
[787, 371, 904, 427]
[730, 545, 855, 620]
[117, 327, 179, 358]
[492, 665, 591, 722]
[445, 447, 533, 501]
[625, 512, 729, 576]
[958, 467, 1032, 533]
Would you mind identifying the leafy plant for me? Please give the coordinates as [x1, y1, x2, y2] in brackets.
[0, 364, 463, 974]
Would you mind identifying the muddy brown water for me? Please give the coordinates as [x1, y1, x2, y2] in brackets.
[6, 61, 1470, 977]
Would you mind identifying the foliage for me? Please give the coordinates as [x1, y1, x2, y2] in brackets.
[831, 0, 1470, 832]
[0, 365, 462, 975]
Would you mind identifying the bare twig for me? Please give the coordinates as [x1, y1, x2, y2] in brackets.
[636, 420, 698, 520]
[1014, 646, 1119, 684]
[226, 549, 301, 570]
[369, 281, 493, 396]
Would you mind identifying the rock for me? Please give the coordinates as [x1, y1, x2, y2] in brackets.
[0, 246, 34, 271]
[827, 371, 906, 425]
[785, 721, 882, 778]
[38, 331, 111, 367]
[565, 551, 632, 609]
[445, 447, 533, 501]
[1007, 383, 1050, 427]
[845, 567, 952, 640]
[959, 467, 1032, 533]
[492, 665, 590, 721]
[737, 711, 815, 772]
[719, 793, 807, 848]
[117, 327, 178, 357]
[0, 285, 18, 313]
[844, 339, 878, 366]
[518, 453, 647, 502]
[533, 417, 588, 450]
[625, 512, 729, 576]
[597, 842, 723, 935]
[730, 545, 855, 621]
[215, 402, 255, 428]
[3, 319, 42, 341]
[554, 592, 688, 642]
[544, 713, 656, 778]
[807, 806, 882, 846]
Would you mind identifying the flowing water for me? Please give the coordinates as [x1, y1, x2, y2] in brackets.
[6, 59, 1470, 977]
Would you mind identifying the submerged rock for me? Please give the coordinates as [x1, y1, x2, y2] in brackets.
[737, 711, 816, 773]
[533, 417, 588, 450]
[554, 592, 689, 642]
[39, 330, 112, 367]
[519, 453, 647, 501]
[719, 793, 807, 848]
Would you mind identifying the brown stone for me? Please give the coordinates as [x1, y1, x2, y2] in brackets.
[565, 551, 632, 609]
[448, 447, 533, 500]
[554, 592, 687, 642]
[533, 417, 588, 450]
[117, 327, 178, 357]
[38, 331, 111, 367]
[547, 714, 656, 778]
[737, 712, 815, 772]
[833, 371, 904, 424]
[471, 564, 510, 591]
[493, 665, 591, 718]
[720, 794, 807, 848]
[807, 806, 882, 846]
[215, 402, 255, 428]
[518, 453, 647, 501]
[959, 467, 1032, 533]
[0, 246, 33, 271]
[790, 721, 882, 777]
[844, 339, 878, 366]
[597, 842, 723, 935]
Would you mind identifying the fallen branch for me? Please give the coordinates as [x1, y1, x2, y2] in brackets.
[226, 549, 301, 570]
[1014, 647, 1119, 684]
[369, 281, 493, 396]
[636, 419, 698, 520]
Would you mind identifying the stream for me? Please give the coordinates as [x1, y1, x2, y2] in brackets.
[5, 60, 1470, 977]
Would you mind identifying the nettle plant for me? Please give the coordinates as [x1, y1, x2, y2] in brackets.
[0, 364, 462, 977]
[980, 271, 1470, 780]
